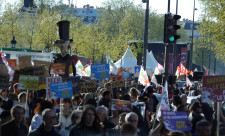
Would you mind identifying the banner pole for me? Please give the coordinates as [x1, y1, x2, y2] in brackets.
[217, 102, 221, 136]
[60, 98, 62, 122]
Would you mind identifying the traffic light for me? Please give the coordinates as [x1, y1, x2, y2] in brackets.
[163, 13, 181, 43]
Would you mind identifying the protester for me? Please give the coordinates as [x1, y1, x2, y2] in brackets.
[29, 100, 54, 132]
[96, 105, 115, 130]
[70, 109, 82, 126]
[18, 92, 29, 121]
[58, 98, 73, 136]
[120, 122, 136, 136]
[68, 105, 103, 136]
[1, 105, 28, 136]
[13, 83, 21, 96]
[1, 89, 13, 111]
[143, 86, 158, 113]
[194, 119, 211, 136]
[129, 87, 139, 103]
[28, 108, 60, 136]
[0, 110, 11, 124]
[98, 90, 111, 108]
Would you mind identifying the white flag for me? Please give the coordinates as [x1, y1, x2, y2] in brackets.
[186, 76, 193, 87]
[1, 49, 14, 81]
[138, 66, 150, 86]
[156, 81, 170, 120]
[106, 51, 118, 74]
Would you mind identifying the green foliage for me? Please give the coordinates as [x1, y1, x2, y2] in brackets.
[198, 0, 225, 62]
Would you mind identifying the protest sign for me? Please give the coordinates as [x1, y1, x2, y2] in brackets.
[19, 56, 32, 69]
[46, 76, 62, 99]
[50, 63, 66, 76]
[134, 66, 141, 77]
[162, 110, 192, 131]
[202, 76, 225, 102]
[7, 59, 17, 68]
[67, 77, 80, 93]
[91, 64, 109, 80]
[50, 81, 73, 99]
[19, 75, 39, 90]
[33, 60, 51, 76]
[79, 80, 97, 93]
[0, 73, 9, 89]
[111, 80, 125, 88]
[20, 66, 46, 76]
[111, 99, 131, 112]
[122, 72, 130, 78]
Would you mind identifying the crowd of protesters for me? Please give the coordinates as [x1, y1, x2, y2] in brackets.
[0, 77, 225, 136]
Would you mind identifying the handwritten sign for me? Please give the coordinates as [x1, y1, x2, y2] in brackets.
[0, 74, 10, 89]
[46, 77, 62, 99]
[50, 63, 66, 76]
[79, 81, 97, 93]
[91, 64, 109, 80]
[111, 99, 131, 112]
[20, 66, 46, 76]
[19, 56, 32, 69]
[202, 76, 225, 102]
[162, 110, 192, 131]
[19, 75, 39, 90]
[111, 80, 125, 88]
[50, 81, 73, 98]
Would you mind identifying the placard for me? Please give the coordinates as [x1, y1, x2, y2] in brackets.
[46, 76, 62, 99]
[91, 64, 109, 80]
[111, 99, 131, 112]
[50, 63, 66, 76]
[122, 72, 130, 78]
[79, 80, 97, 93]
[19, 56, 32, 68]
[162, 110, 192, 131]
[19, 75, 39, 90]
[50, 81, 73, 98]
[0, 74, 10, 89]
[202, 75, 225, 102]
[111, 80, 125, 88]
[134, 66, 141, 77]
[7, 59, 17, 67]
[20, 66, 46, 76]
[67, 77, 80, 93]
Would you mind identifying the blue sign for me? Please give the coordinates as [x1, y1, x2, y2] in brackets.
[50, 81, 73, 98]
[134, 66, 141, 74]
[91, 64, 109, 80]
[162, 110, 192, 132]
[122, 72, 130, 78]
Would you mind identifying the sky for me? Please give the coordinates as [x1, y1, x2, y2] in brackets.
[2, 0, 202, 21]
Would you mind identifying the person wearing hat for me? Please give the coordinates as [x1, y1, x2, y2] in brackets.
[53, 20, 76, 79]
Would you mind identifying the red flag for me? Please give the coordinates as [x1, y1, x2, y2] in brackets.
[89, 59, 92, 65]
[185, 69, 189, 76]
[206, 69, 209, 75]
[190, 71, 194, 77]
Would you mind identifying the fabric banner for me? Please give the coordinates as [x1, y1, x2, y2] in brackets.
[91, 64, 109, 80]
[50, 81, 73, 99]
[111, 99, 131, 112]
[156, 81, 170, 120]
[19, 75, 39, 90]
[162, 110, 192, 132]
[202, 75, 225, 102]
[138, 66, 150, 86]
[46, 76, 62, 99]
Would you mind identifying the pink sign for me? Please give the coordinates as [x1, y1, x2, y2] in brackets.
[202, 76, 225, 102]
[50, 63, 66, 75]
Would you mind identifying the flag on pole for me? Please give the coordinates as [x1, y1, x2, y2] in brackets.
[190, 71, 194, 77]
[138, 66, 150, 86]
[186, 76, 193, 87]
[154, 66, 160, 75]
[156, 81, 170, 120]
[1, 48, 14, 81]
[175, 66, 179, 77]
[106, 51, 118, 75]
[89, 59, 92, 66]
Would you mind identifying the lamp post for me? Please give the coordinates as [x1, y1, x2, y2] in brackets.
[189, 0, 197, 71]
[142, 0, 149, 70]
[10, 37, 17, 48]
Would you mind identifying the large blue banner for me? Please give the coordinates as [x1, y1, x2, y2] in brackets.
[162, 110, 192, 132]
[91, 64, 109, 80]
[50, 81, 73, 98]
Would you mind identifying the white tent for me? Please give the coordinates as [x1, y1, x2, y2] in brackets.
[146, 51, 164, 74]
[115, 46, 137, 69]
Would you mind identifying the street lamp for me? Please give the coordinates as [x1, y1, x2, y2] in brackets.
[10, 37, 17, 48]
[142, 0, 149, 70]
[189, 0, 198, 71]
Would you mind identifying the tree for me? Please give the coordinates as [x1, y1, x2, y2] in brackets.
[198, 0, 225, 62]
